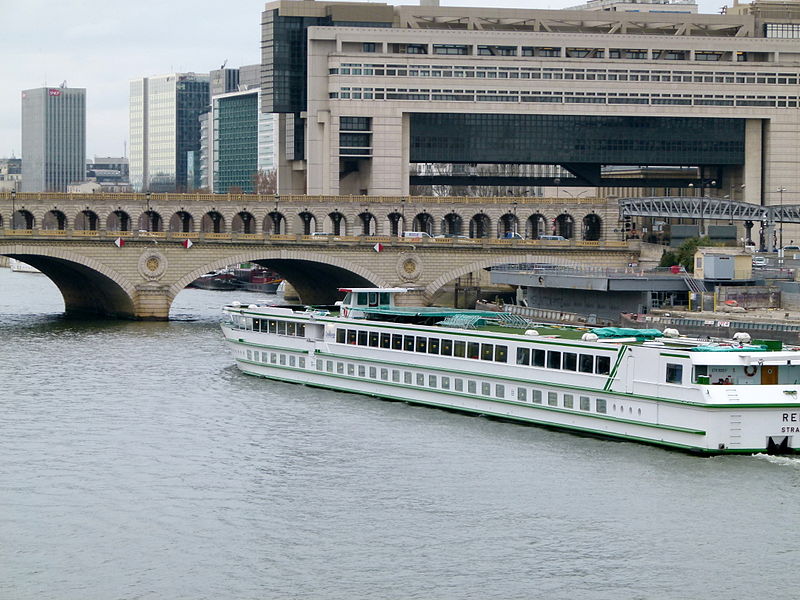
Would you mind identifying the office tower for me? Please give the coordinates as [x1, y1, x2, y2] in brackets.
[129, 73, 209, 192]
[21, 85, 86, 192]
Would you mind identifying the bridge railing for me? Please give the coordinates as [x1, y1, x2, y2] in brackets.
[0, 227, 630, 249]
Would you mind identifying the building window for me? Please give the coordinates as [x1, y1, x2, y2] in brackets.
[363, 42, 377, 53]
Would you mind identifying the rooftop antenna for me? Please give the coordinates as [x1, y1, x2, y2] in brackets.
[221, 59, 228, 69]
[60, 80, 67, 88]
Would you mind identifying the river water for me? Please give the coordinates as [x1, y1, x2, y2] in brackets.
[1, 267, 798, 599]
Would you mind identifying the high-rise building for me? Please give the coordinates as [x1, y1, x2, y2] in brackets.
[21, 86, 86, 192]
[129, 73, 209, 192]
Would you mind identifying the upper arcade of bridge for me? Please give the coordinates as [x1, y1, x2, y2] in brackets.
[0, 191, 617, 242]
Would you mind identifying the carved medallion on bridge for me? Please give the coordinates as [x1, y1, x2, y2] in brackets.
[397, 253, 422, 282]
[138, 250, 168, 280]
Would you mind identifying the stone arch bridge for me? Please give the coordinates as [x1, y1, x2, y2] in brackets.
[0, 192, 632, 319]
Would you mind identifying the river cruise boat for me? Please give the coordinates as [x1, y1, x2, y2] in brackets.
[221, 288, 800, 455]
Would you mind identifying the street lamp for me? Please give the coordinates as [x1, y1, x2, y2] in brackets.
[777, 187, 787, 250]
[145, 191, 152, 232]
[10, 189, 16, 230]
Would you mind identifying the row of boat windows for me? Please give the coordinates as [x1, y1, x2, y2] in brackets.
[334, 327, 612, 375]
[245, 349, 307, 369]
[251, 318, 306, 337]
[315, 358, 615, 415]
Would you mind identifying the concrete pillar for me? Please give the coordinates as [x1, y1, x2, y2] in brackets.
[133, 284, 172, 320]
[744, 118, 763, 205]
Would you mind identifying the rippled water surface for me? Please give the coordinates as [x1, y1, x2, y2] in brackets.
[1, 268, 799, 599]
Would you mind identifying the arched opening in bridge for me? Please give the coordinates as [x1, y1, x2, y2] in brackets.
[582, 213, 602, 241]
[358, 212, 376, 235]
[498, 213, 519, 238]
[202, 211, 225, 233]
[43, 210, 68, 230]
[75, 209, 99, 231]
[107, 210, 131, 232]
[442, 212, 463, 237]
[327, 211, 346, 235]
[412, 212, 434, 235]
[139, 210, 162, 232]
[0, 253, 134, 319]
[526, 214, 547, 239]
[264, 211, 285, 235]
[170, 211, 194, 233]
[387, 212, 403, 236]
[232, 211, 255, 234]
[297, 211, 316, 235]
[469, 213, 491, 238]
[555, 213, 575, 239]
[11, 210, 34, 230]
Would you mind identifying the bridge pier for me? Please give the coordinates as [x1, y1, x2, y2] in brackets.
[133, 284, 173, 320]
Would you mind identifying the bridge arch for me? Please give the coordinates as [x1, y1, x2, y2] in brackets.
[0, 244, 137, 318]
[582, 213, 603, 241]
[526, 213, 547, 239]
[173, 250, 390, 306]
[469, 213, 491, 238]
[423, 254, 587, 301]
[138, 210, 162, 232]
[326, 211, 347, 235]
[12, 209, 35, 230]
[75, 209, 100, 231]
[169, 210, 194, 233]
[107, 210, 131, 232]
[555, 213, 575, 239]
[43, 209, 68, 230]
[201, 211, 225, 233]
[232, 211, 255, 234]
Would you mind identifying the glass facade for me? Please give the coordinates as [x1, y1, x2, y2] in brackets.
[129, 74, 209, 192]
[21, 87, 86, 192]
[214, 93, 258, 192]
[410, 113, 745, 166]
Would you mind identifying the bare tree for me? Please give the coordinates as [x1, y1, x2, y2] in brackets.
[252, 169, 277, 195]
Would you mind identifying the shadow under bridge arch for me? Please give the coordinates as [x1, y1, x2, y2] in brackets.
[0, 248, 136, 318]
[258, 259, 385, 305]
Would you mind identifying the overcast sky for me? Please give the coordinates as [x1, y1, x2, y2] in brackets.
[3, 0, 726, 160]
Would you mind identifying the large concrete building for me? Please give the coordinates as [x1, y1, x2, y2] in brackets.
[261, 0, 800, 208]
[129, 73, 210, 192]
[21, 86, 86, 192]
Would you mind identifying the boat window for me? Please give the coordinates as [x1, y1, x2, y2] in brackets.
[348, 363, 355, 375]
[369, 366, 377, 378]
[496, 384, 505, 398]
[299, 357, 305, 368]
[596, 356, 611, 375]
[429, 375, 438, 387]
[268, 320, 277, 333]
[368, 292, 378, 307]
[317, 360, 324, 371]
[495, 345, 508, 363]
[596, 399, 607, 413]
[271, 353, 278, 364]
[455, 378, 464, 391]
[693, 365, 708, 383]
[417, 373, 425, 386]
[287, 322, 296, 336]
[481, 343, 494, 361]
[454, 341, 466, 357]
[404, 371, 412, 384]
[532, 389, 542, 404]
[468, 380, 477, 394]
[358, 365, 366, 377]
[277, 321, 287, 335]
[357, 292, 368, 305]
[392, 369, 400, 382]
[380, 333, 391, 348]
[290, 355, 296, 367]
[563, 352, 577, 371]
[580, 396, 591, 411]
[280, 354, 287, 365]
[666, 363, 683, 384]
[548, 392, 558, 406]
[392, 334, 403, 350]
[563, 394, 574, 408]
[297, 324, 305, 337]
[246, 350, 253, 361]
[517, 347, 530, 365]
[358, 331, 368, 345]
[547, 351, 562, 369]
[533, 349, 545, 367]
[481, 382, 491, 396]
[252, 319, 261, 332]
[404, 335, 415, 351]
[369, 331, 379, 347]
[380, 368, 388, 380]
[517, 388, 528, 402]
[416, 336, 427, 352]
[468, 342, 480, 359]
[428, 338, 440, 354]
[441, 377, 450, 389]
[337, 362, 344, 374]
[379, 292, 391, 305]
[348, 329, 357, 344]
[441, 339, 453, 356]
[327, 360, 334, 372]
[336, 328, 346, 343]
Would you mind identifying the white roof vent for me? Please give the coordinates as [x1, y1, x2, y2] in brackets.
[733, 332, 752, 344]
[231, 301, 241, 307]
[581, 332, 599, 342]
[524, 329, 540, 336]
[663, 328, 680, 338]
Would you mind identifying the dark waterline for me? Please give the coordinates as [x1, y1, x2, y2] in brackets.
[1, 268, 799, 600]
